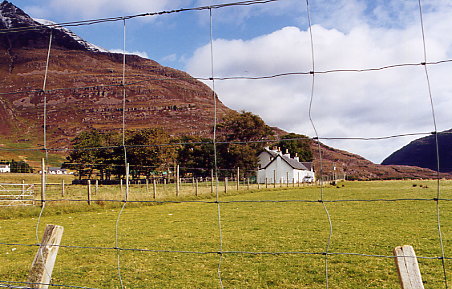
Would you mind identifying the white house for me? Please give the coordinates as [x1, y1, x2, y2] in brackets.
[0, 164, 10, 173]
[48, 167, 68, 175]
[257, 147, 315, 184]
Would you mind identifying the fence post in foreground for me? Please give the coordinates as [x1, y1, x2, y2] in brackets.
[393, 245, 424, 289]
[40, 158, 46, 207]
[87, 180, 91, 205]
[28, 224, 64, 289]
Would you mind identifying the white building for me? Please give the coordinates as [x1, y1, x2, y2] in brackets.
[0, 164, 10, 173]
[48, 167, 68, 175]
[257, 147, 315, 184]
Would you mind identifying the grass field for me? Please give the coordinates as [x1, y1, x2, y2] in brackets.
[0, 176, 451, 288]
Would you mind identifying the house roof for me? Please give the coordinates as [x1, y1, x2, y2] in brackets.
[260, 149, 310, 170]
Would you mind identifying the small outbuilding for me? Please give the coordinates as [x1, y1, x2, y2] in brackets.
[257, 147, 315, 184]
[0, 164, 10, 173]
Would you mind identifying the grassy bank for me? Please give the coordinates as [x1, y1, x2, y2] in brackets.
[0, 180, 451, 288]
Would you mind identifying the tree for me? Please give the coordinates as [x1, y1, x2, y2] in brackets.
[277, 133, 313, 162]
[176, 136, 215, 178]
[65, 129, 121, 180]
[217, 111, 275, 176]
[126, 128, 177, 178]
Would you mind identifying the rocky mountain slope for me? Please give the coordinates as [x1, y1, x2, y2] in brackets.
[382, 129, 452, 173]
[0, 1, 231, 148]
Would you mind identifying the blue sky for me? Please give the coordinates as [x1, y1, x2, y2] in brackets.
[9, 0, 452, 163]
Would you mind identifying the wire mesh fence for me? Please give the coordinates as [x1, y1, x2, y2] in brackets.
[0, 0, 450, 288]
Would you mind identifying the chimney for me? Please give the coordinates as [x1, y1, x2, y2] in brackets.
[284, 149, 290, 158]
[294, 153, 300, 162]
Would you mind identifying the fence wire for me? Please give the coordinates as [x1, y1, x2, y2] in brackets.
[0, 0, 450, 288]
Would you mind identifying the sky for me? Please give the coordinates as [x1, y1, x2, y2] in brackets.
[9, 0, 452, 164]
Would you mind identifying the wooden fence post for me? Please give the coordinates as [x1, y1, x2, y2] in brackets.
[176, 164, 180, 197]
[394, 245, 424, 289]
[247, 178, 250, 190]
[210, 169, 214, 194]
[153, 179, 157, 199]
[40, 158, 46, 207]
[87, 180, 91, 205]
[195, 179, 199, 196]
[236, 167, 240, 190]
[125, 163, 129, 201]
[95, 180, 99, 194]
[61, 180, 65, 197]
[28, 224, 64, 289]
[146, 178, 149, 194]
[224, 177, 228, 194]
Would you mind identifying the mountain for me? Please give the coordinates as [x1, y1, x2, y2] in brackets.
[382, 129, 452, 173]
[0, 1, 231, 147]
[1, 1, 450, 180]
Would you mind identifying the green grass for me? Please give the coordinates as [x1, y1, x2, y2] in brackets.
[0, 179, 451, 288]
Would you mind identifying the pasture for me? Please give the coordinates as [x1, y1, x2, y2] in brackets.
[0, 175, 451, 288]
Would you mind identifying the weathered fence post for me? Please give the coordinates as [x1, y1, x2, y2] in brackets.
[210, 169, 214, 194]
[28, 224, 64, 289]
[120, 179, 123, 195]
[61, 180, 65, 197]
[22, 180, 25, 195]
[224, 177, 228, 194]
[125, 163, 129, 201]
[286, 172, 289, 187]
[40, 158, 46, 207]
[145, 178, 149, 194]
[153, 179, 157, 199]
[394, 245, 424, 289]
[195, 179, 199, 196]
[265, 177, 268, 189]
[95, 180, 99, 194]
[236, 167, 240, 190]
[176, 164, 180, 197]
[87, 180, 91, 205]
[247, 178, 250, 190]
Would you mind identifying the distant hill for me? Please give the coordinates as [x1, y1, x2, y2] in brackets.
[381, 129, 452, 173]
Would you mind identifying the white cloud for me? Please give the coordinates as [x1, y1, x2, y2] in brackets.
[185, 5, 452, 163]
[109, 49, 149, 59]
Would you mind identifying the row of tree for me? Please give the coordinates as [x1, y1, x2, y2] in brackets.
[64, 111, 313, 180]
[0, 160, 34, 173]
